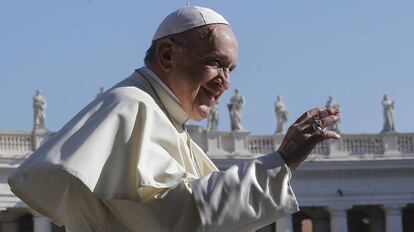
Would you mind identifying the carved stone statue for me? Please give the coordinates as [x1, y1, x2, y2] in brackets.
[325, 95, 341, 132]
[274, 95, 288, 134]
[382, 94, 395, 133]
[33, 90, 47, 130]
[227, 89, 245, 131]
[207, 101, 219, 131]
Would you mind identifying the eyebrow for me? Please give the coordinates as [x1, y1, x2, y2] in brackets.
[197, 49, 237, 71]
[203, 53, 234, 66]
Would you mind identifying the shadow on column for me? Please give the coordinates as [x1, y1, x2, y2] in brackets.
[347, 206, 372, 232]
[403, 204, 414, 232]
[18, 213, 33, 232]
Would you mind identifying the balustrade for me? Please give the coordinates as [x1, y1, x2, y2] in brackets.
[342, 135, 384, 155]
[397, 134, 414, 153]
[248, 136, 275, 154]
[246, 133, 414, 157]
[2, 130, 414, 158]
[0, 132, 32, 154]
[310, 140, 330, 155]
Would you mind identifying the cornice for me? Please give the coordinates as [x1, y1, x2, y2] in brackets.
[294, 167, 414, 178]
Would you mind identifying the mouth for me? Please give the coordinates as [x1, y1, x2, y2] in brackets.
[202, 86, 221, 104]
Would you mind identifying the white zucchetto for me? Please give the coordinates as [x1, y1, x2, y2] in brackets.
[152, 6, 230, 41]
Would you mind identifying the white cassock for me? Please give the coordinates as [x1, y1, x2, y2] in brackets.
[8, 67, 299, 232]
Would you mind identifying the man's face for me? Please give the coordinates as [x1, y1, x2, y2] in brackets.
[169, 24, 239, 120]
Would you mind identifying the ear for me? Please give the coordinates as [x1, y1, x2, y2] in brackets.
[156, 38, 174, 73]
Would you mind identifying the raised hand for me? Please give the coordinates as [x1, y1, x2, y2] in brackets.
[277, 107, 341, 170]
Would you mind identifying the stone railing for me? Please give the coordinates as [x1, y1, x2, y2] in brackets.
[2, 128, 414, 159]
[247, 135, 330, 156]
[246, 133, 414, 157]
[310, 140, 330, 155]
[0, 131, 32, 155]
[341, 134, 384, 155]
[248, 135, 276, 154]
[397, 133, 414, 153]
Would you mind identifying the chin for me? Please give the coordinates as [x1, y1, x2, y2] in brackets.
[191, 106, 211, 121]
[191, 113, 209, 121]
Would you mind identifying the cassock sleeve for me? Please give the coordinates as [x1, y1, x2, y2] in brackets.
[102, 152, 299, 232]
[191, 152, 299, 231]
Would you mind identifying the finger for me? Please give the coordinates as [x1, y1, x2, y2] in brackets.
[310, 129, 341, 140]
[295, 107, 323, 124]
[319, 107, 341, 118]
[323, 130, 341, 139]
[295, 112, 311, 125]
[320, 114, 341, 128]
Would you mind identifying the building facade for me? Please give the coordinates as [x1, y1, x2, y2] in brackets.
[0, 92, 412, 232]
[1, 126, 413, 232]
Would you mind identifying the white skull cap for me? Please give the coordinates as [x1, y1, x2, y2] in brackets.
[152, 6, 230, 41]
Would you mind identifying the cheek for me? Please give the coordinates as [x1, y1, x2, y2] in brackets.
[199, 68, 219, 83]
[187, 68, 218, 89]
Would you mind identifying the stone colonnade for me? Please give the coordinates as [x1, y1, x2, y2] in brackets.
[0, 212, 53, 232]
[272, 204, 407, 232]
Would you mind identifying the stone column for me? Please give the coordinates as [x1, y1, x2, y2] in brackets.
[276, 215, 293, 232]
[328, 206, 350, 232]
[33, 214, 52, 232]
[383, 204, 404, 232]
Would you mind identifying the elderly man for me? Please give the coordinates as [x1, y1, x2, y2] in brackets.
[8, 6, 340, 232]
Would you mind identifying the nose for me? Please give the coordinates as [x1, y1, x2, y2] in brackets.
[217, 68, 230, 90]
[220, 67, 231, 79]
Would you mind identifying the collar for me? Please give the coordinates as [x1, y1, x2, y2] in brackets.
[136, 67, 190, 131]
[140, 67, 180, 102]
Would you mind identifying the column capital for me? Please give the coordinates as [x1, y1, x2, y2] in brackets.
[327, 205, 352, 211]
[327, 205, 351, 216]
[383, 204, 405, 232]
[328, 205, 351, 232]
[383, 204, 406, 213]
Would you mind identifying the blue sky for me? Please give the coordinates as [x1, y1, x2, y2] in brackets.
[1, 0, 414, 135]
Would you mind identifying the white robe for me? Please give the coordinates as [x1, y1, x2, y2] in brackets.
[8, 67, 299, 232]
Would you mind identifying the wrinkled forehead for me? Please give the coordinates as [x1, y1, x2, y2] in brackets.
[184, 24, 237, 50]
[200, 25, 239, 58]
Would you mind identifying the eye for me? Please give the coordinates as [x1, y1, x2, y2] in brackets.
[205, 58, 222, 69]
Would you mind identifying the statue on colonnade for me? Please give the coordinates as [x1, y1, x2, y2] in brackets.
[381, 94, 395, 133]
[33, 90, 47, 130]
[227, 88, 245, 131]
[325, 95, 341, 133]
[274, 95, 288, 134]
